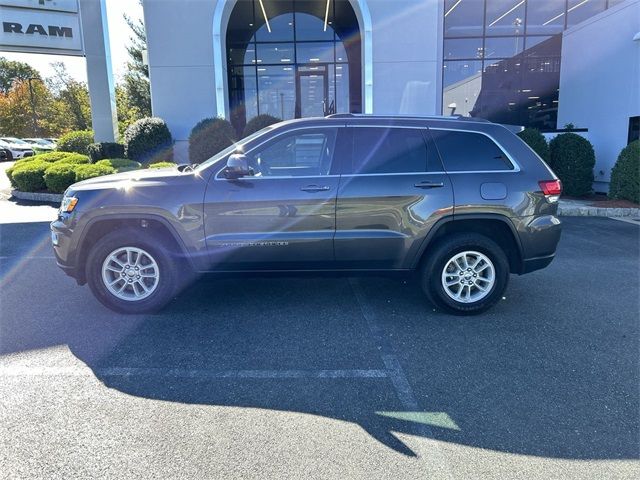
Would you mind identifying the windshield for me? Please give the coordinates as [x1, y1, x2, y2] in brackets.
[196, 126, 276, 171]
[2, 137, 26, 144]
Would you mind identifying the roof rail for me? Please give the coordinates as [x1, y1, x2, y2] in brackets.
[325, 113, 492, 123]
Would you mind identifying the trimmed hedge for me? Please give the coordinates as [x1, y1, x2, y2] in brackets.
[609, 140, 639, 203]
[74, 163, 116, 182]
[87, 142, 125, 162]
[518, 128, 549, 163]
[57, 130, 94, 155]
[11, 160, 49, 192]
[124, 117, 173, 164]
[189, 118, 236, 164]
[148, 161, 177, 169]
[96, 158, 142, 172]
[44, 162, 77, 194]
[549, 133, 595, 197]
[242, 114, 281, 138]
[56, 153, 90, 165]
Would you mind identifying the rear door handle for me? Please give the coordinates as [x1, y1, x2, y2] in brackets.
[300, 185, 331, 192]
[414, 181, 445, 189]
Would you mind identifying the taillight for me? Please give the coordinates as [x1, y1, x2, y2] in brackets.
[539, 179, 562, 196]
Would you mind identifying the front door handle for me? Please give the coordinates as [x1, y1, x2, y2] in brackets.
[300, 185, 331, 193]
[414, 181, 445, 189]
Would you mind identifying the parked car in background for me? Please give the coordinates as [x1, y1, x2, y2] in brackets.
[0, 138, 34, 160]
[0, 147, 8, 161]
[22, 138, 56, 151]
[51, 114, 562, 315]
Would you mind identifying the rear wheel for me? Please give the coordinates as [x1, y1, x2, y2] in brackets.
[86, 229, 178, 314]
[421, 233, 509, 315]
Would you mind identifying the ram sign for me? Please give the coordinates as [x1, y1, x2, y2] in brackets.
[0, 0, 83, 54]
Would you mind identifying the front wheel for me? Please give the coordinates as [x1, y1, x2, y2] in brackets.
[421, 233, 510, 315]
[86, 229, 178, 314]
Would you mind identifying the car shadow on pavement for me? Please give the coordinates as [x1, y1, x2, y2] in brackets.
[1, 220, 639, 459]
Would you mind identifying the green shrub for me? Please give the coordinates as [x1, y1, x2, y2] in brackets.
[5, 165, 16, 188]
[87, 142, 125, 162]
[13, 152, 67, 168]
[56, 153, 90, 165]
[189, 117, 236, 164]
[74, 163, 116, 182]
[11, 160, 49, 192]
[549, 133, 595, 197]
[124, 117, 173, 164]
[242, 114, 281, 138]
[147, 161, 177, 169]
[57, 130, 94, 155]
[609, 140, 639, 203]
[518, 128, 549, 163]
[44, 162, 77, 193]
[96, 158, 142, 172]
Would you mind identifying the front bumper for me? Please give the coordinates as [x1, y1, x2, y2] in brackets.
[51, 219, 82, 283]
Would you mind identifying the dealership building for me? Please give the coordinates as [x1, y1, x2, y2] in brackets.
[141, 0, 637, 189]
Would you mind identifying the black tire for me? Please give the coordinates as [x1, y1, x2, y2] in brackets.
[421, 233, 510, 315]
[86, 228, 178, 314]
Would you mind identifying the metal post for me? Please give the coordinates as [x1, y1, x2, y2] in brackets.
[79, 0, 118, 142]
[27, 77, 38, 136]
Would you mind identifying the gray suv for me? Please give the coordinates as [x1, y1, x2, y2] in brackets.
[51, 115, 562, 315]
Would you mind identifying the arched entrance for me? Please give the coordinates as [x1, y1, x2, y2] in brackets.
[217, 0, 365, 133]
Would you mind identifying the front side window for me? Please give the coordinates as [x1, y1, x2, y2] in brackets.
[431, 130, 514, 171]
[248, 129, 337, 177]
[348, 128, 434, 175]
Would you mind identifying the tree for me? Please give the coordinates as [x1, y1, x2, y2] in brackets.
[47, 62, 92, 131]
[0, 79, 60, 137]
[115, 3, 152, 134]
[0, 57, 41, 94]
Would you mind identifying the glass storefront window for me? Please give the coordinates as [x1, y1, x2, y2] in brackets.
[526, 0, 565, 35]
[485, 0, 525, 36]
[443, 38, 484, 60]
[442, 60, 483, 116]
[484, 36, 524, 58]
[441, 0, 616, 130]
[444, 0, 485, 37]
[254, 1, 294, 42]
[227, 0, 360, 133]
[296, 42, 335, 63]
[255, 43, 295, 64]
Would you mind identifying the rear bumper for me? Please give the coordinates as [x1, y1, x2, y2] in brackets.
[516, 214, 562, 274]
[521, 253, 556, 274]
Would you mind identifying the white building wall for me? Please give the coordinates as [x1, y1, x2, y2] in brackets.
[557, 0, 640, 193]
[143, 0, 443, 162]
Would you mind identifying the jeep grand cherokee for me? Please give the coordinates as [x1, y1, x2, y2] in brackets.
[51, 115, 562, 315]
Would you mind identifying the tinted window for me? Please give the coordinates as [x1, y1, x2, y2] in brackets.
[249, 129, 336, 177]
[349, 128, 431, 174]
[431, 130, 514, 171]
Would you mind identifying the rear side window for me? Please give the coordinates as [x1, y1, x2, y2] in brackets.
[349, 127, 435, 174]
[431, 130, 514, 172]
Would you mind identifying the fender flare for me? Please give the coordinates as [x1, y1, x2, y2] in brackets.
[411, 213, 524, 269]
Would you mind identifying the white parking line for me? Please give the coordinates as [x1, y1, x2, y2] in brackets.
[349, 278, 453, 475]
[609, 217, 640, 225]
[0, 365, 388, 379]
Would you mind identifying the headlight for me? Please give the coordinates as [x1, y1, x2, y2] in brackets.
[60, 195, 78, 213]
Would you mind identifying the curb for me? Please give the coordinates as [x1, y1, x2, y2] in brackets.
[11, 189, 63, 203]
[558, 205, 640, 218]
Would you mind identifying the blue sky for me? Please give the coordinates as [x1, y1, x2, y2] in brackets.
[0, 0, 143, 83]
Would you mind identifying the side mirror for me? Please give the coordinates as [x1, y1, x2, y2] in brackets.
[224, 153, 250, 178]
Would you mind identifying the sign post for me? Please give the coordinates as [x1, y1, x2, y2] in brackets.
[0, 0, 118, 141]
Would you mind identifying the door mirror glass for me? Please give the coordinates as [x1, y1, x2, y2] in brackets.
[224, 153, 251, 178]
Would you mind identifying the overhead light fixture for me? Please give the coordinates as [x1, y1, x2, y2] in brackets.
[543, 0, 590, 26]
[489, 0, 524, 27]
[445, 0, 463, 18]
[324, 0, 331, 32]
[258, 0, 271, 33]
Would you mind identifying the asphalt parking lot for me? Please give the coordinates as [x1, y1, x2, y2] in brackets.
[0, 216, 638, 479]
